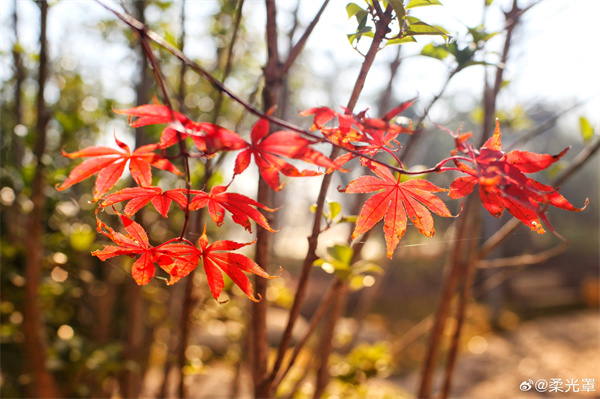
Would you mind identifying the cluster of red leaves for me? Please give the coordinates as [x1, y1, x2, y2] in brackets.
[56, 135, 181, 200]
[300, 106, 586, 258]
[300, 100, 414, 167]
[447, 120, 587, 234]
[57, 104, 337, 299]
[93, 214, 273, 301]
[59, 100, 586, 299]
[302, 102, 456, 258]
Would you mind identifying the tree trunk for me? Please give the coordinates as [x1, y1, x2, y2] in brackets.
[23, 1, 61, 397]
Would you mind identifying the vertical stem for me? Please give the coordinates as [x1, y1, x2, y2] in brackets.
[252, 2, 281, 397]
[438, 3, 523, 397]
[312, 279, 348, 399]
[12, 0, 24, 170]
[419, 3, 523, 397]
[23, 1, 61, 398]
[267, 6, 392, 396]
[417, 194, 477, 399]
[440, 203, 481, 399]
[120, 3, 153, 398]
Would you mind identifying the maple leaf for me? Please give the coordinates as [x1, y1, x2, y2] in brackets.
[188, 185, 276, 232]
[92, 214, 178, 285]
[56, 135, 182, 200]
[448, 120, 588, 233]
[115, 104, 247, 155]
[196, 227, 275, 302]
[114, 103, 189, 127]
[341, 159, 452, 258]
[234, 118, 340, 191]
[300, 102, 414, 167]
[155, 241, 201, 285]
[100, 186, 188, 217]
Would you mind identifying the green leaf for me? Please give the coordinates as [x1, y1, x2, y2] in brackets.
[467, 25, 499, 44]
[327, 244, 354, 265]
[353, 261, 384, 275]
[579, 116, 595, 142]
[388, 0, 405, 18]
[406, 0, 442, 9]
[347, 28, 374, 45]
[350, 275, 366, 290]
[328, 201, 342, 220]
[385, 36, 417, 47]
[70, 224, 96, 252]
[420, 43, 450, 60]
[338, 215, 358, 224]
[405, 17, 449, 36]
[346, 2, 365, 19]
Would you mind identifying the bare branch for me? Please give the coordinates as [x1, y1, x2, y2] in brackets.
[281, 0, 330, 76]
[478, 243, 568, 269]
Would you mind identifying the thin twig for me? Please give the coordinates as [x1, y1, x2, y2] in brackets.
[508, 97, 592, 150]
[281, 0, 330, 76]
[272, 278, 338, 388]
[95, 0, 456, 179]
[212, 0, 245, 123]
[477, 243, 568, 268]
[267, 5, 394, 392]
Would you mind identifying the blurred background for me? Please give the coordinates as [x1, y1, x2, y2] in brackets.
[1, 0, 598, 398]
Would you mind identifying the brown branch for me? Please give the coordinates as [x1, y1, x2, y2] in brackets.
[417, 194, 478, 399]
[177, 0, 186, 111]
[478, 243, 568, 269]
[23, 1, 61, 397]
[94, 0, 448, 178]
[281, 0, 330, 76]
[438, 3, 525, 397]
[134, 25, 193, 240]
[312, 279, 348, 399]
[212, 0, 245, 123]
[266, 6, 393, 393]
[399, 68, 457, 163]
[272, 278, 338, 388]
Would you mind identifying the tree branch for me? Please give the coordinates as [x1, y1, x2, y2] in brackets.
[281, 0, 330, 76]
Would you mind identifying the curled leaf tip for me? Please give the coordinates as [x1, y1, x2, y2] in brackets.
[250, 293, 262, 303]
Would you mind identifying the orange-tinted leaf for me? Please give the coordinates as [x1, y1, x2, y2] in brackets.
[188, 186, 276, 232]
[233, 118, 340, 191]
[57, 136, 182, 200]
[114, 104, 189, 127]
[92, 214, 200, 285]
[503, 147, 569, 173]
[101, 186, 188, 217]
[196, 228, 275, 302]
[342, 160, 451, 258]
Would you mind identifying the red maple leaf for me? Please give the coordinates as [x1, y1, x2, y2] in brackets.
[341, 159, 452, 258]
[115, 104, 247, 155]
[448, 120, 588, 233]
[100, 186, 188, 217]
[56, 135, 182, 200]
[92, 214, 177, 285]
[188, 185, 276, 232]
[300, 102, 414, 167]
[93, 213, 200, 285]
[113, 103, 189, 127]
[196, 227, 275, 302]
[234, 118, 340, 191]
